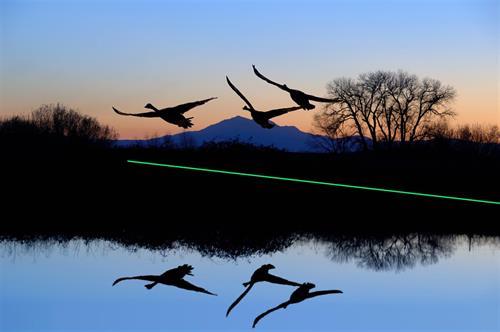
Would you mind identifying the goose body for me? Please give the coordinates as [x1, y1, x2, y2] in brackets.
[252, 65, 339, 110]
[252, 282, 342, 328]
[112, 264, 216, 296]
[226, 264, 300, 317]
[113, 97, 216, 128]
[226, 76, 301, 129]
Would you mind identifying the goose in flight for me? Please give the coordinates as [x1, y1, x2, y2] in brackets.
[252, 65, 339, 110]
[226, 264, 300, 317]
[252, 282, 343, 328]
[112, 97, 217, 129]
[112, 264, 216, 296]
[226, 76, 301, 129]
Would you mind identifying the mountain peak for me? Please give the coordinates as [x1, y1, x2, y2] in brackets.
[116, 116, 324, 152]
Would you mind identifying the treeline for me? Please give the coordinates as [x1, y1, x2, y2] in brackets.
[0, 104, 116, 159]
[423, 121, 500, 156]
[313, 70, 499, 156]
[1, 103, 499, 159]
[0, 104, 287, 158]
[1, 233, 498, 271]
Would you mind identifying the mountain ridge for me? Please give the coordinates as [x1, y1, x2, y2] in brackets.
[115, 116, 325, 152]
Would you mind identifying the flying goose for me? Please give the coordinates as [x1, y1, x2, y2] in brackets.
[226, 264, 300, 317]
[112, 97, 217, 128]
[252, 65, 339, 110]
[112, 264, 216, 296]
[226, 76, 301, 128]
[252, 282, 342, 328]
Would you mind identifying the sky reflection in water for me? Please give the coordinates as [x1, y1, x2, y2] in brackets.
[0, 236, 498, 331]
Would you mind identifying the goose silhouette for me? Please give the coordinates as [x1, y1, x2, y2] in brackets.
[252, 282, 343, 328]
[226, 76, 301, 129]
[252, 65, 339, 110]
[226, 264, 300, 317]
[112, 97, 217, 128]
[112, 264, 216, 296]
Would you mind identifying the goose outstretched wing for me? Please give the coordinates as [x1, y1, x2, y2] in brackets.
[112, 275, 158, 286]
[226, 283, 254, 317]
[252, 301, 290, 328]
[303, 94, 340, 103]
[305, 289, 343, 299]
[264, 106, 302, 119]
[112, 107, 158, 118]
[172, 279, 217, 296]
[167, 97, 217, 114]
[252, 65, 290, 92]
[226, 76, 255, 110]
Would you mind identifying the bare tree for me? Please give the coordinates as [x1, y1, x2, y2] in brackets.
[31, 104, 117, 142]
[311, 112, 353, 153]
[323, 234, 456, 271]
[321, 70, 456, 150]
[424, 121, 500, 156]
[455, 124, 500, 146]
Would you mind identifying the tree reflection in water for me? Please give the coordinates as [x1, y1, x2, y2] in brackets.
[317, 234, 458, 271]
[0, 233, 498, 272]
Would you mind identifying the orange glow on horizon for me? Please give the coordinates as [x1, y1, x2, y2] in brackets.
[3, 97, 496, 140]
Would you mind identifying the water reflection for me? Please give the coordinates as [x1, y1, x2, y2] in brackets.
[226, 264, 300, 317]
[0, 234, 499, 331]
[1, 234, 498, 272]
[318, 234, 456, 271]
[112, 264, 217, 295]
[252, 282, 343, 328]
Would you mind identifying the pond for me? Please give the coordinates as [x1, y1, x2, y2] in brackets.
[0, 235, 498, 331]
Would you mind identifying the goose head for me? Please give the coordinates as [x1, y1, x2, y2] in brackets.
[178, 264, 194, 276]
[261, 264, 275, 271]
[144, 103, 155, 110]
[302, 282, 316, 290]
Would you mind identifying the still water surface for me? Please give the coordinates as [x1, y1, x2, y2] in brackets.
[0, 235, 498, 331]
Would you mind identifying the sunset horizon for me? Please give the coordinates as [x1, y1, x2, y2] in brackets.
[1, 0, 498, 139]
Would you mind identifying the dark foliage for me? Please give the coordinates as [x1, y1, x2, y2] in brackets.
[1, 106, 498, 241]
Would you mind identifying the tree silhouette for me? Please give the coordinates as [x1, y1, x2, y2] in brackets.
[311, 112, 353, 153]
[4, 232, 495, 272]
[318, 70, 456, 150]
[320, 234, 456, 271]
[0, 104, 117, 160]
[423, 121, 500, 156]
[31, 104, 117, 142]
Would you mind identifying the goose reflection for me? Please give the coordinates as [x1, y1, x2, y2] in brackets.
[252, 282, 343, 328]
[226, 264, 300, 317]
[112, 264, 216, 295]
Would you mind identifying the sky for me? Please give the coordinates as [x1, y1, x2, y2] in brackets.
[1, 238, 499, 331]
[0, 0, 498, 138]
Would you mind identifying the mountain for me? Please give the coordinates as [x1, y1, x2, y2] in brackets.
[114, 116, 364, 152]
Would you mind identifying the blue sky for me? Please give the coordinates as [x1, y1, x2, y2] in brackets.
[0, 0, 498, 137]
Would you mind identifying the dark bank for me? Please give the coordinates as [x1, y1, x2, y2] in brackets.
[1, 106, 499, 238]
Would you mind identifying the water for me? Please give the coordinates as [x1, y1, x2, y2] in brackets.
[0, 235, 499, 331]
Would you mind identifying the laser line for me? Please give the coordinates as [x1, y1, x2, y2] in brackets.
[127, 160, 500, 205]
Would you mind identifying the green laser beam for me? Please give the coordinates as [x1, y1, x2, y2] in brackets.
[127, 160, 500, 206]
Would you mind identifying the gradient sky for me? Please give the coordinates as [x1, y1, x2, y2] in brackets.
[0, 0, 498, 138]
